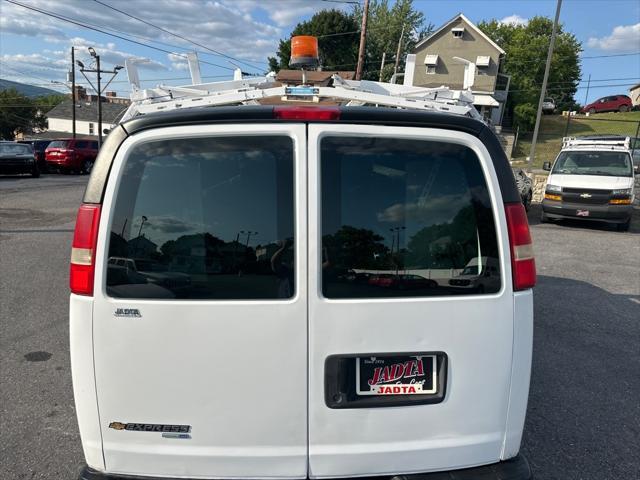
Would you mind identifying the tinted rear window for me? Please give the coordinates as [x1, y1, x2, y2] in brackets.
[106, 135, 295, 300]
[0, 143, 32, 154]
[48, 140, 69, 148]
[321, 136, 500, 298]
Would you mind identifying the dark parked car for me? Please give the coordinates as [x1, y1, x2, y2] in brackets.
[18, 140, 51, 171]
[581, 95, 632, 114]
[0, 141, 39, 177]
[513, 168, 533, 211]
[45, 138, 99, 174]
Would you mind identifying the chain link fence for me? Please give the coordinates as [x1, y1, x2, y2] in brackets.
[511, 114, 640, 169]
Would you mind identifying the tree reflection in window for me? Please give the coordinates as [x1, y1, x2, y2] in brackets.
[321, 136, 501, 298]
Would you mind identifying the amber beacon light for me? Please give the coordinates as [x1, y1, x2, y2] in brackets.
[290, 36, 319, 68]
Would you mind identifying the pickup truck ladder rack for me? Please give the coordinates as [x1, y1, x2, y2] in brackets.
[562, 136, 631, 150]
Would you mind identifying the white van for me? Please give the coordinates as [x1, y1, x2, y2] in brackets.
[541, 136, 636, 231]
[69, 99, 536, 479]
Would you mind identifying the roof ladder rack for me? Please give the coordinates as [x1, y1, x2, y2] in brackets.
[120, 62, 485, 124]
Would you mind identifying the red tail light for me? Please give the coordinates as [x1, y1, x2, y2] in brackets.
[70, 204, 101, 295]
[505, 202, 536, 291]
[273, 106, 340, 121]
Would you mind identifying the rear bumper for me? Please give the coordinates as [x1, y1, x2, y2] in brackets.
[46, 157, 79, 169]
[542, 199, 632, 223]
[78, 455, 532, 480]
[0, 163, 35, 174]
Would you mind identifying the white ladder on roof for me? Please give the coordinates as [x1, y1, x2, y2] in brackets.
[120, 58, 484, 124]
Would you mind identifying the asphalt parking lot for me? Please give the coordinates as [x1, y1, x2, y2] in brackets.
[1, 174, 639, 480]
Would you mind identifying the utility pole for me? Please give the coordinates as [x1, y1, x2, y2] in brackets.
[71, 46, 76, 139]
[528, 0, 562, 169]
[355, 0, 369, 80]
[378, 52, 386, 82]
[96, 53, 102, 147]
[393, 24, 405, 78]
[584, 73, 591, 106]
[77, 47, 123, 148]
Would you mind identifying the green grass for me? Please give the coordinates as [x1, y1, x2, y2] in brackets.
[511, 111, 640, 169]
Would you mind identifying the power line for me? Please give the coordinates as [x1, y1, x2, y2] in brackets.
[582, 52, 640, 59]
[90, 0, 265, 72]
[3, 0, 236, 72]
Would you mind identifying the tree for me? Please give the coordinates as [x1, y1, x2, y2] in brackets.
[267, 1, 431, 81]
[0, 89, 66, 139]
[33, 93, 67, 130]
[0, 88, 37, 139]
[477, 17, 582, 126]
[267, 9, 359, 73]
[353, 0, 432, 81]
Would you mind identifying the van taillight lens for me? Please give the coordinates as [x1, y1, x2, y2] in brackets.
[70, 204, 101, 295]
[273, 106, 340, 121]
[505, 202, 536, 291]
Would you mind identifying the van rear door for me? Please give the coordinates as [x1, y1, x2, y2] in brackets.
[92, 124, 308, 477]
[307, 124, 516, 476]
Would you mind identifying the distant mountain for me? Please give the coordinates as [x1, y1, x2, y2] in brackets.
[0, 78, 61, 97]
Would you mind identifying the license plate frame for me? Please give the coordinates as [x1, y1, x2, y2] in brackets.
[356, 355, 437, 396]
[324, 352, 447, 409]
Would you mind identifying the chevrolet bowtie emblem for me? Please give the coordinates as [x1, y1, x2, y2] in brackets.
[580, 193, 592, 198]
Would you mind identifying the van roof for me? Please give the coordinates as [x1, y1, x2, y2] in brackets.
[85, 105, 520, 207]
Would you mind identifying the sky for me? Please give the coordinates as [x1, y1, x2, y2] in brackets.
[0, 0, 639, 105]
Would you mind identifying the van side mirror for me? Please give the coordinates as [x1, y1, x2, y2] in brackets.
[543, 162, 551, 171]
[634, 165, 639, 175]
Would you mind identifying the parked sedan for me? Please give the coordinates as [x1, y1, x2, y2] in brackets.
[0, 141, 39, 177]
[581, 95, 632, 114]
[17, 139, 51, 171]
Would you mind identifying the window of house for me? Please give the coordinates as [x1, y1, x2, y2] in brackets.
[452, 27, 464, 38]
[476, 56, 490, 76]
[424, 54, 438, 75]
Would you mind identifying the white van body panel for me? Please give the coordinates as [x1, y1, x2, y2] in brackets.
[547, 173, 634, 192]
[70, 294, 105, 471]
[91, 125, 308, 478]
[71, 121, 535, 479]
[501, 289, 533, 459]
[307, 125, 517, 477]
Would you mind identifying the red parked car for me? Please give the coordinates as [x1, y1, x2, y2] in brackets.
[581, 95, 632, 114]
[45, 139, 99, 174]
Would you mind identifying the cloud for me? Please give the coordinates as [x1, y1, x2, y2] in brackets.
[1, 0, 278, 70]
[145, 216, 206, 234]
[70, 37, 167, 71]
[587, 23, 640, 52]
[0, 15, 67, 43]
[232, 0, 337, 27]
[499, 15, 528, 26]
[167, 53, 189, 71]
[377, 194, 471, 226]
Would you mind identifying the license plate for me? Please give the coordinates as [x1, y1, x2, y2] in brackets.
[576, 209, 590, 217]
[356, 355, 437, 395]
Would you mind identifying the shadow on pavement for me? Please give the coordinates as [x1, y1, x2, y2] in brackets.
[523, 274, 639, 479]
